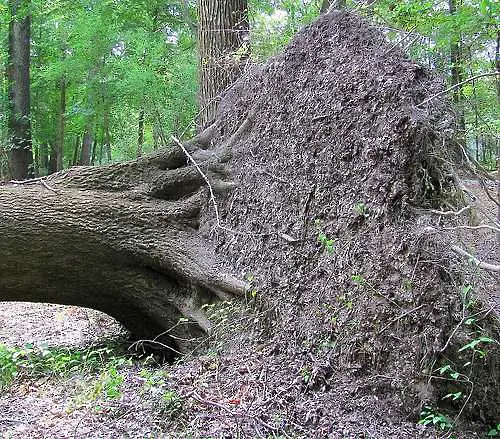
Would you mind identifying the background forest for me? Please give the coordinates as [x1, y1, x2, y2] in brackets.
[0, 0, 498, 180]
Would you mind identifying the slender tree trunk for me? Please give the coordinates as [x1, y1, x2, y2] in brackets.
[0, 150, 9, 181]
[79, 127, 93, 166]
[153, 123, 160, 149]
[495, 31, 500, 237]
[197, 0, 249, 128]
[448, 0, 466, 144]
[7, 0, 32, 180]
[72, 137, 80, 166]
[495, 31, 500, 103]
[56, 77, 66, 171]
[98, 129, 104, 165]
[137, 108, 145, 158]
[469, 55, 480, 162]
[103, 110, 112, 162]
[39, 142, 49, 174]
[33, 142, 39, 176]
[48, 144, 57, 174]
[91, 135, 98, 165]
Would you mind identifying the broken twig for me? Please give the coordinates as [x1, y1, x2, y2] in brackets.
[451, 245, 500, 272]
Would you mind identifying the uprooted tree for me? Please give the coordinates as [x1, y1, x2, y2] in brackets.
[0, 124, 250, 356]
[0, 11, 498, 427]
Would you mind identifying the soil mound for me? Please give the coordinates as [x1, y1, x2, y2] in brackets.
[189, 10, 498, 438]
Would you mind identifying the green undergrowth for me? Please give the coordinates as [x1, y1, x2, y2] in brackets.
[418, 283, 500, 438]
[0, 342, 131, 390]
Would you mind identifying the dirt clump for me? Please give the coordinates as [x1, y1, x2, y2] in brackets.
[171, 9, 500, 438]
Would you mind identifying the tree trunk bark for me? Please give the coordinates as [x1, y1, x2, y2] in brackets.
[153, 123, 160, 150]
[0, 127, 247, 357]
[197, 0, 249, 128]
[56, 77, 66, 171]
[48, 143, 57, 174]
[80, 127, 93, 166]
[104, 110, 112, 162]
[448, 0, 466, 144]
[7, 0, 32, 180]
[137, 108, 145, 158]
[91, 136, 98, 165]
[72, 137, 80, 166]
[495, 31, 500, 103]
[33, 142, 39, 177]
[495, 31, 499, 239]
[39, 142, 49, 174]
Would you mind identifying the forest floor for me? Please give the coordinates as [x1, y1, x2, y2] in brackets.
[0, 178, 497, 439]
[0, 304, 166, 439]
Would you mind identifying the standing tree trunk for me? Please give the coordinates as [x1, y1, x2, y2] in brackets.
[153, 123, 160, 149]
[39, 142, 49, 174]
[197, 0, 249, 128]
[495, 31, 500, 103]
[55, 77, 66, 171]
[7, 0, 32, 180]
[71, 137, 80, 166]
[448, 0, 466, 143]
[48, 144, 57, 174]
[91, 136, 98, 165]
[79, 126, 93, 165]
[137, 108, 145, 158]
[495, 31, 500, 240]
[103, 110, 112, 162]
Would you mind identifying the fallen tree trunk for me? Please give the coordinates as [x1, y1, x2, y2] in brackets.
[0, 124, 248, 358]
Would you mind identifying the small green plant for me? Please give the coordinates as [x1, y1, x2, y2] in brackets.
[487, 423, 500, 436]
[402, 279, 414, 291]
[437, 364, 463, 381]
[299, 366, 311, 384]
[336, 292, 354, 310]
[139, 368, 168, 395]
[418, 406, 453, 431]
[100, 366, 124, 399]
[458, 336, 498, 359]
[443, 391, 462, 401]
[460, 284, 475, 309]
[160, 390, 183, 417]
[354, 202, 369, 218]
[318, 232, 334, 254]
[86, 359, 130, 402]
[0, 344, 18, 390]
[422, 283, 499, 435]
[314, 219, 334, 254]
[351, 274, 366, 285]
[243, 273, 259, 302]
[202, 301, 238, 326]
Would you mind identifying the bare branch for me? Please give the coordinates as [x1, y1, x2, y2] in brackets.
[443, 224, 500, 233]
[429, 206, 471, 216]
[171, 135, 222, 230]
[417, 72, 500, 107]
[378, 304, 426, 334]
[451, 245, 500, 272]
